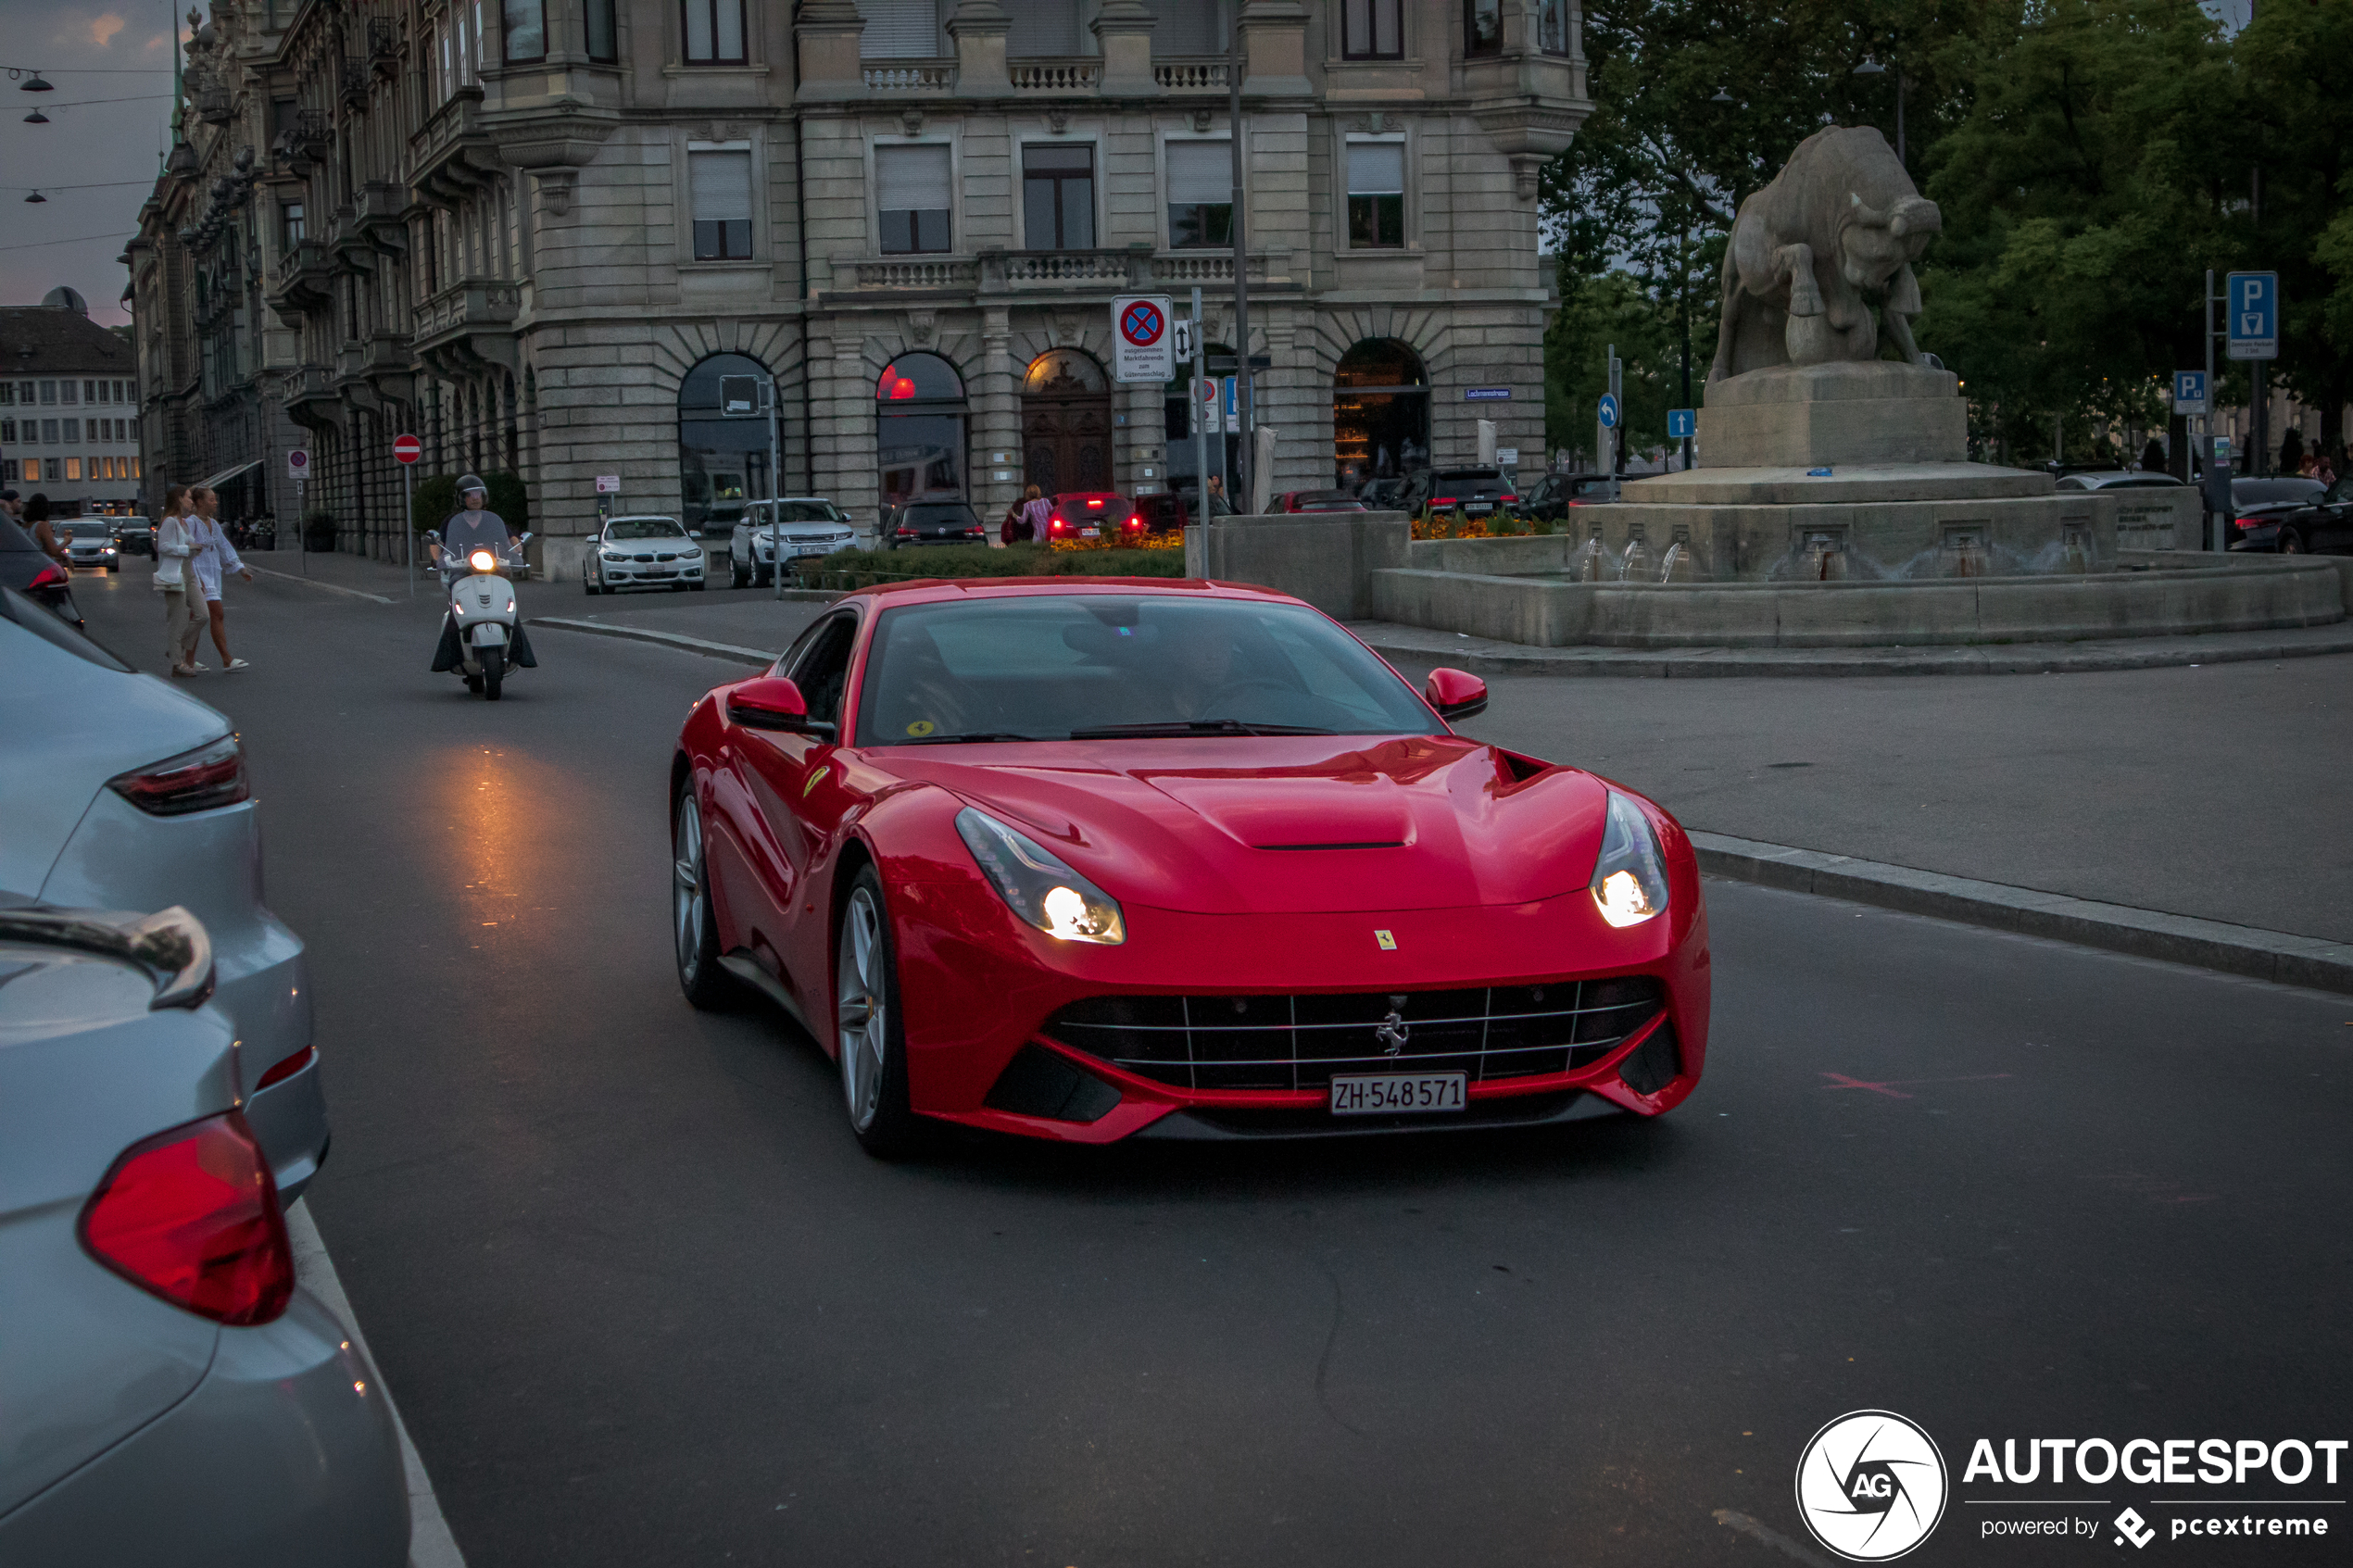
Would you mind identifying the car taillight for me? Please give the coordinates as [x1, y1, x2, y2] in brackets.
[109, 734, 250, 817]
[1086, 498, 1104, 508]
[78, 1110, 293, 1326]
[28, 563, 68, 590]
[1050, 515, 1066, 530]
[1431, 496, 1456, 508]
[896, 525, 916, 536]
[253, 1044, 314, 1092]
[2234, 516, 2265, 530]
[1500, 494, 1518, 503]
[1125, 518, 1143, 530]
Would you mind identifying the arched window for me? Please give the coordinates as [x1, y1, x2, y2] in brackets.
[875, 351, 967, 508]
[1332, 338, 1428, 488]
[678, 352, 773, 534]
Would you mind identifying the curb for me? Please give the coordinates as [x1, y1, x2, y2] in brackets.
[1692, 831, 2353, 996]
[1350, 621, 2353, 678]
[527, 616, 778, 665]
[246, 563, 395, 605]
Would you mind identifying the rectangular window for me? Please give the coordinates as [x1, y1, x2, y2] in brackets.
[283, 203, 306, 246]
[15, 382, 28, 404]
[38, 380, 56, 404]
[82, 380, 95, 403]
[1003, 0, 1077, 54]
[1023, 144, 1095, 251]
[42, 420, 58, 444]
[1141, 0, 1220, 54]
[1166, 140, 1233, 249]
[860, 0, 940, 58]
[132, 456, 142, 479]
[63, 419, 80, 444]
[1342, 0, 1403, 59]
[0, 420, 13, 442]
[586, 0, 617, 61]
[64, 458, 81, 482]
[1347, 141, 1406, 248]
[689, 149, 754, 259]
[503, 0, 546, 62]
[875, 144, 952, 254]
[114, 380, 126, 402]
[1537, 0, 1570, 54]
[1466, 0, 1502, 56]
[0, 384, 11, 405]
[44, 458, 60, 481]
[683, 0, 746, 63]
[59, 382, 77, 406]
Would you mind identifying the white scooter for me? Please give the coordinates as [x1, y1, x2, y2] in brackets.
[426, 530, 535, 700]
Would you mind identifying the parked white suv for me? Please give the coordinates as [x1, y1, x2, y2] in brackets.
[729, 498, 859, 587]
[0, 584, 326, 1200]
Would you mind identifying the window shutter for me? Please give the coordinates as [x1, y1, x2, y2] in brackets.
[715, 0, 744, 59]
[1166, 142, 1232, 206]
[858, 0, 940, 57]
[1347, 141, 1404, 196]
[690, 150, 754, 222]
[1142, 0, 1220, 54]
[877, 144, 952, 211]
[1000, 0, 1077, 55]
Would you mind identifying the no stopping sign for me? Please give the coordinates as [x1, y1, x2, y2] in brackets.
[1111, 294, 1175, 383]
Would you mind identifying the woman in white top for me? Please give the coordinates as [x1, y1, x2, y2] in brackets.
[186, 485, 255, 671]
[154, 485, 205, 677]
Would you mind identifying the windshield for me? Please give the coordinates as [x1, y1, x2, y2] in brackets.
[65, 520, 112, 537]
[905, 504, 980, 526]
[750, 502, 846, 526]
[608, 520, 686, 540]
[2233, 480, 2323, 506]
[857, 595, 1446, 745]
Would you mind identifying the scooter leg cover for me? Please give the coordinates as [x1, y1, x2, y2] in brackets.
[509, 621, 538, 669]
[431, 614, 463, 671]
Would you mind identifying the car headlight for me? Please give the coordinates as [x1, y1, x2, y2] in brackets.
[954, 807, 1126, 945]
[600, 548, 626, 560]
[1590, 792, 1670, 928]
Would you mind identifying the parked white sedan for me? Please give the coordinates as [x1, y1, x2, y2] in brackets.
[584, 515, 706, 595]
[728, 498, 859, 587]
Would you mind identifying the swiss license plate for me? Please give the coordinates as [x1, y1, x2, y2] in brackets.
[1328, 1073, 1467, 1116]
[1079, 526, 1101, 538]
[793, 545, 829, 557]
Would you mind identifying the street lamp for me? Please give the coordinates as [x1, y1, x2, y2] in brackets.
[1853, 54, 1905, 167]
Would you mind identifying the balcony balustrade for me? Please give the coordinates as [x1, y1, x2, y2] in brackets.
[835, 247, 1280, 300]
[412, 277, 522, 375]
[267, 239, 334, 324]
[283, 364, 341, 431]
[1151, 58, 1229, 91]
[1008, 58, 1100, 92]
[862, 59, 956, 92]
[410, 89, 499, 206]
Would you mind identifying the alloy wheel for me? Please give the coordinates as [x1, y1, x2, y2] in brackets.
[837, 887, 887, 1133]
[673, 793, 706, 981]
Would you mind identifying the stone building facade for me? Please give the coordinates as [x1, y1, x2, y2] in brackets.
[133, 0, 1586, 578]
[2, 289, 148, 516]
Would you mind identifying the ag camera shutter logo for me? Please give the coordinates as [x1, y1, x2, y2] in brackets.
[1795, 1410, 1949, 1561]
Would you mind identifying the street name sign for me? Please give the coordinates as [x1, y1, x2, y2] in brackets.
[2226, 271, 2277, 360]
[392, 433, 422, 465]
[1667, 408, 1696, 439]
[1597, 394, 1621, 430]
[1112, 294, 1175, 383]
[2172, 371, 2207, 415]
[1465, 387, 1512, 401]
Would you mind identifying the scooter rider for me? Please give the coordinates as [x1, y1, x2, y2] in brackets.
[430, 473, 539, 675]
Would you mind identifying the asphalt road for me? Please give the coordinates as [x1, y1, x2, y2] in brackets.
[69, 567, 2353, 1567]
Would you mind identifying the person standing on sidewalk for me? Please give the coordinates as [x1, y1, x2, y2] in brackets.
[23, 493, 68, 571]
[188, 486, 255, 672]
[155, 484, 205, 677]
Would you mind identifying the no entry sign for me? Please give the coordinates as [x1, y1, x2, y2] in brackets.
[1111, 293, 1175, 383]
[392, 433, 422, 465]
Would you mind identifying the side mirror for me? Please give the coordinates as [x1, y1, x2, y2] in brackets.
[727, 676, 836, 737]
[423, 530, 441, 545]
[1425, 667, 1488, 722]
[517, 532, 534, 546]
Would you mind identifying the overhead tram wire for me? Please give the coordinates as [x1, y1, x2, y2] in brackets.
[0, 231, 146, 252]
[0, 179, 169, 193]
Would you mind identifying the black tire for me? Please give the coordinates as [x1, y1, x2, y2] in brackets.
[480, 645, 505, 700]
[730, 558, 750, 589]
[2279, 529, 2304, 555]
[837, 866, 921, 1158]
[672, 788, 741, 1010]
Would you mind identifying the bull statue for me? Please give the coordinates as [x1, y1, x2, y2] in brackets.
[1706, 126, 1943, 383]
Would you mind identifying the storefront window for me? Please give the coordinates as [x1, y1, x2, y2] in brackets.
[678, 352, 774, 534]
[1332, 339, 1428, 489]
[876, 352, 967, 510]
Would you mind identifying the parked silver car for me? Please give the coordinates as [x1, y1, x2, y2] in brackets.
[584, 514, 707, 594]
[0, 584, 326, 1201]
[0, 906, 408, 1566]
[729, 498, 858, 586]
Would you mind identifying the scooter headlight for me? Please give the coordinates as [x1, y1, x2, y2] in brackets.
[467, 548, 497, 571]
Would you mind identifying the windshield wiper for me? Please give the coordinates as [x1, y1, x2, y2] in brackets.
[1067, 720, 1338, 739]
[897, 731, 1041, 745]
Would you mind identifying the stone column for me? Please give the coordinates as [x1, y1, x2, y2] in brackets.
[1238, 0, 1313, 98]
[947, 1, 1010, 92]
[793, 1, 866, 102]
[975, 305, 1019, 523]
[1091, 1, 1161, 98]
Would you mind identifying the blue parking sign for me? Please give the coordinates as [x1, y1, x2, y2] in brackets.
[2172, 371, 2206, 413]
[2226, 271, 2277, 360]
[1667, 408, 1696, 439]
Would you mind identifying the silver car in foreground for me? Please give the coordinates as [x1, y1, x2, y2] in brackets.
[0, 585, 326, 1201]
[0, 906, 407, 1565]
[584, 514, 707, 594]
[729, 498, 858, 586]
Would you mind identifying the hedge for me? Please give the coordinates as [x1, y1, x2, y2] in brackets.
[792, 542, 1186, 591]
[410, 470, 530, 536]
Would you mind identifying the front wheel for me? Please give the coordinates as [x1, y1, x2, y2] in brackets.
[730, 558, 750, 589]
[479, 644, 505, 700]
[672, 789, 739, 1010]
[837, 868, 920, 1158]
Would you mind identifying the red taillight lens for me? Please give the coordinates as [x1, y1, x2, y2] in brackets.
[253, 1044, 314, 1092]
[1086, 498, 1104, 508]
[1431, 496, 1456, 507]
[1500, 494, 1518, 503]
[78, 1111, 292, 1326]
[896, 525, 916, 536]
[2234, 516, 2263, 530]
[109, 734, 249, 817]
[1050, 515, 1066, 530]
[28, 563, 69, 591]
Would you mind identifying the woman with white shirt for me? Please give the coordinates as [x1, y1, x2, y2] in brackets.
[155, 484, 205, 677]
[187, 485, 255, 671]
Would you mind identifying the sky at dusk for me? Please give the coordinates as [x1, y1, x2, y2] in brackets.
[0, 0, 182, 325]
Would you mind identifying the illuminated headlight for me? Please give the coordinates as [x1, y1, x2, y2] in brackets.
[467, 548, 497, 571]
[1590, 792, 1670, 928]
[955, 807, 1126, 945]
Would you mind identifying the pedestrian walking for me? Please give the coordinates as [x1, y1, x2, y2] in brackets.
[187, 486, 255, 671]
[155, 484, 206, 677]
[1203, 474, 1234, 519]
[23, 493, 68, 571]
[1019, 485, 1052, 543]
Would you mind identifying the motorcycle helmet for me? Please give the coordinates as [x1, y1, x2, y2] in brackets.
[456, 473, 488, 500]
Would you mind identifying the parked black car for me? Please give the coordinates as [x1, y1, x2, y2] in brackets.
[2236, 476, 2349, 555]
[111, 516, 156, 558]
[1401, 466, 1516, 522]
[1514, 471, 1617, 523]
[1357, 476, 1411, 510]
[1134, 493, 1189, 533]
[2224, 478, 2331, 553]
[886, 499, 988, 548]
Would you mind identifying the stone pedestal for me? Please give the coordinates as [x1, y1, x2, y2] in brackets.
[1698, 361, 1966, 469]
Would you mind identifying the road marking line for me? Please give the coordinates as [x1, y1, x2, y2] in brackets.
[286, 1200, 467, 1568]
[1821, 1072, 2015, 1098]
[245, 563, 396, 603]
[1819, 1072, 1911, 1098]
[1713, 1508, 1838, 1567]
[528, 616, 779, 664]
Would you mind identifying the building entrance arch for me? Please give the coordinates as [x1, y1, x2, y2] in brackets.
[679, 352, 773, 534]
[1022, 348, 1111, 495]
[875, 351, 969, 512]
[1333, 339, 1429, 490]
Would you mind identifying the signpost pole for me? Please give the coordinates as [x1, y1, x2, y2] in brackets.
[2206, 269, 2220, 552]
[296, 479, 306, 574]
[1191, 284, 1208, 523]
[1227, 17, 1252, 514]
[769, 373, 783, 601]
[403, 463, 414, 598]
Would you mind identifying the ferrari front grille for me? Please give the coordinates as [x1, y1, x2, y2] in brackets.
[1044, 977, 1667, 1093]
